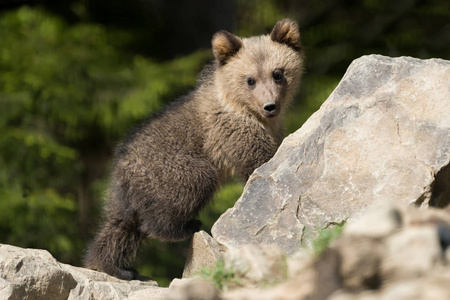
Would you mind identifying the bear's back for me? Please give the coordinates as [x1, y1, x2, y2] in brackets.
[115, 94, 206, 165]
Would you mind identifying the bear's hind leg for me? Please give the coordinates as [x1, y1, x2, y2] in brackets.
[145, 218, 202, 242]
[84, 216, 144, 280]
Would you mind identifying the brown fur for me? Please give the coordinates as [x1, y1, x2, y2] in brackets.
[84, 19, 304, 280]
[212, 30, 243, 65]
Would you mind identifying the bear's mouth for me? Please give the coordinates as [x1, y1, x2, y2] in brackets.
[264, 111, 278, 118]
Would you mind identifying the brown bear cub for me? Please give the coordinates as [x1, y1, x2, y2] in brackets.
[84, 19, 304, 280]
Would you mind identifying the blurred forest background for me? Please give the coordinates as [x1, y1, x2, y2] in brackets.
[0, 0, 449, 286]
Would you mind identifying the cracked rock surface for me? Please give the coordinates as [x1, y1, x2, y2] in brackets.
[212, 55, 450, 254]
[0, 244, 165, 300]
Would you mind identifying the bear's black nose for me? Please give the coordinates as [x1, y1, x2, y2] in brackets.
[263, 103, 277, 112]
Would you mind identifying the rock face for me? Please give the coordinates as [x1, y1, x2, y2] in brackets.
[212, 55, 450, 254]
[0, 244, 166, 300]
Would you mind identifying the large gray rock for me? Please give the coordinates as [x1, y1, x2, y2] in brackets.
[0, 244, 164, 300]
[212, 55, 450, 254]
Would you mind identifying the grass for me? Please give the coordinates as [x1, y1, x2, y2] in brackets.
[198, 259, 242, 291]
[311, 222, 345, 256]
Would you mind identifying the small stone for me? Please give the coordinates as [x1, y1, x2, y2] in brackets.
[182, 231, 225, 278]
[286, 251, 313, 278]
[222, 269, 317, 300]
[126, 287, 168, 300]
[380, 276, 450, 300]
[333, 236, 382, 290]
[344, 203, 402, 238]
[224, 244, 287, 286]
[381, 227, 443, 281]
[402, 205, 450, 227]
[167, 278, 220, 300]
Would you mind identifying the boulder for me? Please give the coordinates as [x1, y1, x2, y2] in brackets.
[212, 55, 450, 254]
[167, 278, 220, 300]
[0, 244, 164, 300]
[381, 226, 443, 281]
[0, 244, 77, 300]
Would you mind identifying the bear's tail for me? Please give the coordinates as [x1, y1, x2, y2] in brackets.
[84, 216, 144, 280]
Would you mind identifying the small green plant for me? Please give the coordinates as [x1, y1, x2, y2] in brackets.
[311, 222, 345, 256]
[199, 259, 241, 291]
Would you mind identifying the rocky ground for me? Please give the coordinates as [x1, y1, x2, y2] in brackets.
[0, 243, 165, 299]
[1, 55, 449, 299]
[170, 204, 450, 300]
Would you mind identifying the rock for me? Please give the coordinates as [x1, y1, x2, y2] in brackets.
[0, 244, 77, 300]
[221, 269, 317, 300]
[402, 205, 450, 227]
[377, 272, 450, 300]
[0, 244, 162, 300]
[286, 251, 312, 278]
[212, 55, 450, 254]
[381, 226, 443, 281]
[126, 287, 168, 300]
[224, 244, 287, 286]
[309, 247, 342, 299]
[62, 266, 160, 299]
[182, 231, 225, 278]
[167, 278, 220, 300]
[329, 269, 450, 300]
[329, 204, 450, 299]
[330, 236, 382, 291]
[343, 203, 402, 238]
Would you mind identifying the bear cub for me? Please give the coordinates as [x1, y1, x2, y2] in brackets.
[84, 19, 304, 280]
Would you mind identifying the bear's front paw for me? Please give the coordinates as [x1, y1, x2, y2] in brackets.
[114, 267, 139, 280]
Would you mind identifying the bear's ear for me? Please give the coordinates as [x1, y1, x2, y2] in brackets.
[270, 19, 302, 51]
[212, 30, 243, 65]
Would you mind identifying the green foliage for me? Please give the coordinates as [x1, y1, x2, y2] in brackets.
[199, 259, 241, 291]
[0, 188, 80, 262]
[0, 6, 209, 266]
[235, 0, 286, 37]
[311, 223, 345, 256]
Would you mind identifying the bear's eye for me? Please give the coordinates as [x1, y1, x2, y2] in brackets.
[273, 69, 284, 83]
[247, 77, 256, 87]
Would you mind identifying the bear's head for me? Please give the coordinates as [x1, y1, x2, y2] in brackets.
[212, 19, 304, 124]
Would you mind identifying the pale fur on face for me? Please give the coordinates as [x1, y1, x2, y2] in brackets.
[214, 34, 303, 129]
